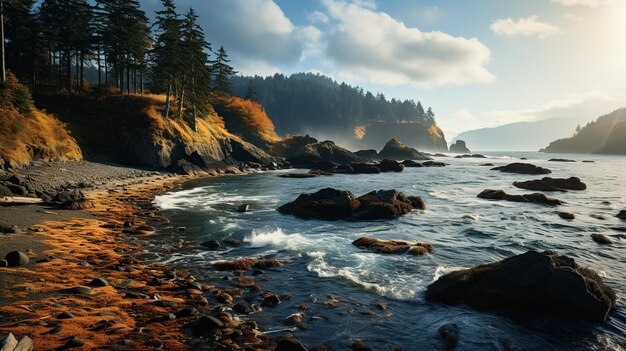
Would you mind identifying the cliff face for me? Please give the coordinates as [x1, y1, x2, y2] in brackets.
[0, 74, 82, 168]
[540, 108, 626, 154]
[35, 94, 276, 173]
[357, 122, 448, 152]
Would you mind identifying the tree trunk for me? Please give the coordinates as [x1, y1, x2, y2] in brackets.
[164, 79, 172, 119]
[104, 54, 108, 87]
[66, 51, 72, 94]
[97, 44, 101, 91]
[1, 0, 5, 83]
[139, 68, 144, 93]
[80, 49, 85, 92]
[178, 88, 185, 117]
[75, 52, 79, 90]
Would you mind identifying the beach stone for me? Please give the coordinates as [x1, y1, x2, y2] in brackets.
[66, 286, 92, 295]
[0, 184, 12, 196]
[275, 336, 309, 351]
[492, 163, 551, 175]
[62, 337, 85, 349]
[438, 323, 459, 350]
[175, 307, 199, 318]
[0, 222, 21, 234]
[237, 204, 250, 212]
[558, 212, 575, 220]
[57, 311, 76, 319]
[5, 251, 29, 267]
[233, 302, 253, 314]
[185, 316, 225, 337]
[425, 250, 616, 322]
[164, 270, 177, 279]
[591, 234, 613, 245]
[262, 294, 281, 307]
[0, 260, 7, 267]
[617, 210, 626, 221]
[147, 277, 162, 286]
[200, 239, 220, 250]
[151, 300, 179, 309]
[88, 277, 110, 287]
[47, 325, 64, 334]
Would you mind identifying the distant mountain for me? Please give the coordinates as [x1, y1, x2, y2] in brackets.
[541, 108, 626, 154]
[231, 73, 448, 151]
[453, 116, 592, 151]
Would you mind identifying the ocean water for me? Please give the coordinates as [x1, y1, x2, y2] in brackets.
[148, 152, 626, 350]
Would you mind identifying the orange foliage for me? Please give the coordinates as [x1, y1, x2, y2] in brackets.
[212, 95, 280, 148]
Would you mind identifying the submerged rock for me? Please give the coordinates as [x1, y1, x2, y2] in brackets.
[422, 161, 446, 167]
[549, 158, 576, 162]
[617, 210, 626, 221]
[278, 188, 425, 221]
[449, 140, 471, 154]
[513, 177, 586, 192]
[275, 336, 308, 351]
[402, 160, 423, 167]
[350, 163, 380, 174]
[492, 163, 551, 175]
[478, 189, 563, 206]
[377, 139, 430, 161]
[378, 159, 404, 172]
[557, 212, 575, 220]
[352, 237, 432, 255]
[455, 154, 486, 159]
[591, 234, 613, 245]
[425, 250, 616, 322]
[437, 323, 459, 350]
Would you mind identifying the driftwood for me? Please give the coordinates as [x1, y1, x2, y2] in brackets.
[0, 197, 44, 206]
[13, 336, 33, 351]
[0, 334, 33, 351]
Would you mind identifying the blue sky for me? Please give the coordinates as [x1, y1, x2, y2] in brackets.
[138, 0, 626, 138]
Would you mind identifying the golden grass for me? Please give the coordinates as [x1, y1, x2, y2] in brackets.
[212, 95, 280, 147]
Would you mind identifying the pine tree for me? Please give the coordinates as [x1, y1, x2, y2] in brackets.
[245, 80, 257, 102]
[211, 46, 236, 94]
[3, 0, 40, 87]
[151, 0, 183, 118]
[426, 107, 436, 125]
[179, 8, 211, 129]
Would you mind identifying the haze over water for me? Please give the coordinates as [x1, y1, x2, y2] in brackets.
[150, 152, 626, 350]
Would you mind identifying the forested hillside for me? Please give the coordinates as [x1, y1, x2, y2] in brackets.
[541, 108, 626, 154]
[232, 73, 448, 151]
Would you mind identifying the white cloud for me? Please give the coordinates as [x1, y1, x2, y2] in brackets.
[196, 0, 303, 64]
[490, 16, 562, 39]
[564, 13, 583, 21]
[308, 10, 329, 24]
[320, 0, 494, 87]
[350, 0, 377, 9]
[420, 6, 442, 25]
[552, 0, 614, 7]
[235, 60, 281, 77]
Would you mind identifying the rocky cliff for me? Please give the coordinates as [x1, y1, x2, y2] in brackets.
[357, 122, 448, 152]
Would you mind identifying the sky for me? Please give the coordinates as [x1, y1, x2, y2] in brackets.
[138, 0, 626, 139]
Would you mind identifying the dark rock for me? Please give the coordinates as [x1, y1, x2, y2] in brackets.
[402, 160, 423, 167]
[492, 163, 551, 175]
[591, 234, 613, 245]
[201, 239, 220, 250]
[164, 270, 177, 279]
[582, 160, 595, 163]
[279, 137, 362, 167]
[449, 140, 471, 154]
[62, 337, 85, 349]
[175, 307, 199, 318]
[0, 222, 22, 234]
[558, 212, 575, 220]
[378, 138, 430, 161]
[147, 277, 162, 286]
[151, 300, 179, 309]
[480, 163, 494, 166]
[455, 154, 486, 159]
[185, 316, 225, 337]
[65, 286, 92, 295]
[617, 210, 626, 221]
[438, 323, 459, 350]
[6, 184, 27, 196]
[352, 237, 432, 255]
[378, 159, 404, 172]
[149, 313, 176, 323]
[350, 162, 380, 174]
[422, 161, 446, 167]
[278, 188, 424, 221]
[224, 238, 241, 246]
[0, 260, 7, 267]
[354, 149, 378, 160]
[124, 291, 148, 299]
[57, 311, 76, 319]
[549, 158, 576, 162]
[478, 189, 563, 206]
[46, 325, 64, 334]
[280, 172, 323, 178]
[408, 196, 426, 210]
[233, 302, 254, 314]
[513, 177, 586, 192]
[88, 277, 110, 287]
[262, 294, 281, 307]
[0, 184, 12, 196]
[425, 250, 616, 322]
[333, 164, 355, 174]
[352, 340, 374, 351]
[312, 160, 338, 171]
[275, 336, 308, 351]
[4, 251, 29, 266]
[237, 204, 250, 213]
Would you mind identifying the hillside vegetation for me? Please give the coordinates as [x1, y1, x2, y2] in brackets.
[540, 108, 626, 154]
[0, 73, 82, 168]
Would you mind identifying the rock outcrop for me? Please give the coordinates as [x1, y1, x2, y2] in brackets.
[449, 140, 471, 154]
[269, 135, 361, 167]
[277, 188, 425, 221]
[377, 139, 430, 161]
[492, 163, 551, 175]
[352, 237, 432, 255]
[478, 189, 563, 206]
[425, 250, 616, 322]
[513, 177, 586, 192]
[355, 149, 378, 160]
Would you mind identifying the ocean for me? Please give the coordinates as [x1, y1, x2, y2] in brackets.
[147, 152, 626, 350]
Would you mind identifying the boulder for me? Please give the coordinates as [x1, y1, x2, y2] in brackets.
[275, 336, 308, 351]
[377, 138, 430, 161]
[0, 184, 12, 197]
[4, 251, 29, 267]
[455, 154, 486, 159]
[402, 160, 423, 167]
[557, 212, 575, 220]
[350, 163, 380, 174]
[478, 189, 563, 206]
[278, 188, 424, 221]
[449, 140, 471, 154]
[492, 163, 551, 175]
[422, 161, 446, 167]
[355, 149, 378, 160]
[513, 177, 586, 192]
[237, 204, 250, 213]
[333, 164, 355, 174]
[378, 159, 404, 172]
[425, 251, 616, 322]
[591, 234, 612, 245]
[200, 239, 220, 250]
[185, 316, 225, 337]
[352, 237, 432, 255]
[278, 137, 362, 167]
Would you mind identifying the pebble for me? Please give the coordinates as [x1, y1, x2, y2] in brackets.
[5, 251, 29, 267]
[66, 286, 92, 295]
[88, 277, 110, 287]
[57, 311, 76, 319]
[62, 337, 85, 349]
